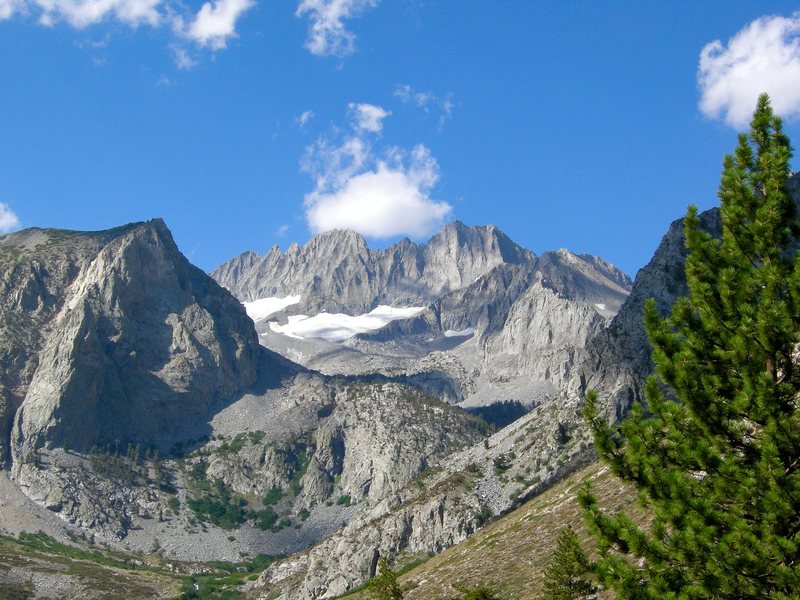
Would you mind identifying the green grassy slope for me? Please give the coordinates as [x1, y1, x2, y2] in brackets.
[358, 460, 642, 600]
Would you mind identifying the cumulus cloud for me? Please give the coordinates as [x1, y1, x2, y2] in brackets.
[177, 0, 254, 49]
[2, 0, 253, 59]
[302, 135, 368, 191]
[302, 129, 451, 238]
[295, 0, 378, 58]
[0, 204, 20, 233]
[348, 102, 390, 133]
[699, 12, 800, 127]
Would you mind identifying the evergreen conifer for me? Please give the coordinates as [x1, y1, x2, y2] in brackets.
[581, 94, 800, 598]
[368, 557, 404, 600]
[542, 526, 597, 599]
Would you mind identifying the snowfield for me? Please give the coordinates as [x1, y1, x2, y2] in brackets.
[243, 296, 302, 322]
[269, 305, 426, 342]
[443, 327, 475, 338]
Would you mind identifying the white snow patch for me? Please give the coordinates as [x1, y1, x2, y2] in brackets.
[269, 305, 425, 342]
[594, 303, 606, 311]
[443, 327, 474, 338]
[244, 296, 301, 322]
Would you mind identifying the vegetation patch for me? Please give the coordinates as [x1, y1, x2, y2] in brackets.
[187, 479, 247, 530]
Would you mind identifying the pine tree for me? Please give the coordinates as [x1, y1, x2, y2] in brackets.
[368, 557, 404, 600]
[449, 582, 501, 600]
[542, 526, 597, 600]
[581, 94, 800, 598]
[151, 449, 162, 490]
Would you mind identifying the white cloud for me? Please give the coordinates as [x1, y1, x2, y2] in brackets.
[276, 224, 289, 236]
[394, 84, 434, 108]
[78, 33, 110, 48]
[303, 141, 452, 238]
[0, 0, 21, 19]
[394, 84, 454, 128]
[302, 135, 368, 191]
[171, 45, 197, 69]
[295, 0, 378, 57]
[699, 12, 800, 127]
[33, 0, 162, 28]
[348, 102, 390, 133]
[296, 110, 315, 127]
[179, 0, 254, 50]
[3, 0, 253, 60]
[0, 204, 20, 233]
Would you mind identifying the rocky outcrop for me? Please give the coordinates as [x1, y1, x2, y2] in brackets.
[200, 376, 489, 511]
[570, 207, 722, 421]
[5, 219, 260, 461]
[573, 172, 799, 418]
[256, 382, 593, 599]
[0, 221, 264, 539]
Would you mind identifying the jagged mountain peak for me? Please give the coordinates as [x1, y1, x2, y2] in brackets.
[211, 220, 537, 312]
[429, 220, 533, 265]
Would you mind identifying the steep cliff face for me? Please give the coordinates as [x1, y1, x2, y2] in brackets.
[4, 220, 260, 462]
[211, 221, 534, 314]
[569, 207, 722, 421]
[571, 173, 799, 417]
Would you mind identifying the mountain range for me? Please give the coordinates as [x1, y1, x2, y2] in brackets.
[1, 175, 796, 598]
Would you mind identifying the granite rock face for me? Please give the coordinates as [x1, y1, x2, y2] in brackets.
[3, 220, 260, 462]
[212, 221, 534, 314]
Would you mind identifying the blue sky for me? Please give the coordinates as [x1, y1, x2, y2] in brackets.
[2, 2, 800, 277]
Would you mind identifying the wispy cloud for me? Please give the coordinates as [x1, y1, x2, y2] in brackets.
[348, 102, 390, 133]
[394, 84, 454, 128]
[171, 45, 197, 69]
[32, 0, 162, 28]
[295, 0, 378, 58]
[0, 203, 20, 233]
[301, 104, 452, 238]
[698, 12, 800, 127]
[276, 224, 289, 236]
[0, 0, 21, 20]
[296, 110, 315, 127]
[76, 34, 111, 49]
